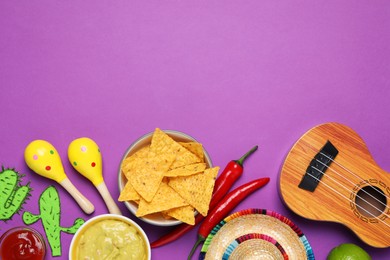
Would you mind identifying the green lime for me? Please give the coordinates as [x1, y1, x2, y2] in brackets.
[327, 243, 371, 260]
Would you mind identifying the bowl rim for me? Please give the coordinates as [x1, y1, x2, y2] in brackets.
[117, 129, 213, 226]
[69, 213, 151, 260]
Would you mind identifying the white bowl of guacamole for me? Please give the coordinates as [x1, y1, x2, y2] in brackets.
[69, 214, 150, 260]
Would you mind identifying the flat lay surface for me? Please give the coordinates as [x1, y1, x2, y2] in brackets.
[1, 1, 390, 259]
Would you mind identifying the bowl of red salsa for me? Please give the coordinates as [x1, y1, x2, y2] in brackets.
[0, 227, 46, 260]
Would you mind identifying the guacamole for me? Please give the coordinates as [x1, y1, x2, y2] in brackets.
[76, 219, 147, 260]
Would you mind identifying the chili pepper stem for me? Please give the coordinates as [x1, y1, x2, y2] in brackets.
[235, 145, 258, 166]
[187, 235, 205, 260]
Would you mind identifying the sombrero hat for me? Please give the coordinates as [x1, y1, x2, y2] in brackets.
[199, 209, 314, 260]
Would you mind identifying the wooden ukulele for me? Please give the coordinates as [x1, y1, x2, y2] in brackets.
[279, 122, 390, 248]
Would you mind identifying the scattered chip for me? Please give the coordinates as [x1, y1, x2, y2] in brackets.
[169, 167, 219, 216]
[136, 182, 188, 217]
[164, 163, 207, 177]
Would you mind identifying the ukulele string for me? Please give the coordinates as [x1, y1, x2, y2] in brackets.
[319, 152, 390, 207]
[305, 169, 390, 229]
[311, 164, 389, 218]
[314, 157, 388, 210]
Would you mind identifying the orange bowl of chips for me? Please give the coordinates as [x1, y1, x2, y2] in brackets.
[118, 129, 217, 226]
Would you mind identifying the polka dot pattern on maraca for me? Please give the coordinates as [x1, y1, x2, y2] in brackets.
[68, 137, 104, 186]
[24, 139, 67, 183]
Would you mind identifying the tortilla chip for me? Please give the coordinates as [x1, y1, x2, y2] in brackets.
[149, 128, 180, 157]
[164, 163, 207, 177]
[129, 153, 175, 202]
[170, 145, 202, 169]
[128, 129, 188, 201]
[118, 181, 140, 201]
[136, 182, 189, 217]
[150, 128, 201, 169]
[164, 205, 196, 225]
[161, 212, 174, 220]
[121, 146, 150, 179]
[129, 168, 162, 202]
[179, 142, 205, 162]
[168, 167, 219, 216]
[122, 146, 149, 168]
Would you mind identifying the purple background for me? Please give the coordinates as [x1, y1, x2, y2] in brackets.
[1, 1, 390, 259]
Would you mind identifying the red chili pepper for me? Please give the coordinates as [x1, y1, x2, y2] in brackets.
[187, 177, 270, 260]
[150, 146, 258, 248]
[211, 145, 258, 205]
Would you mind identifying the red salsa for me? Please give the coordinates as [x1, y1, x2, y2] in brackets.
[0, 227, 45, 260]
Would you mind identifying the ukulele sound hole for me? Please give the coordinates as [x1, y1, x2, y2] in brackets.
[355, 186, 387, 218]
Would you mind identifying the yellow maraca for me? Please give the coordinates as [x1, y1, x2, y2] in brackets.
[24, 140, 95, 214]
[68, 137, 122, 215]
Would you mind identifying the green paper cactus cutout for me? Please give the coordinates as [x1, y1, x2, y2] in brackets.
[0, 167, 31, 221]
[22, 186, 85, 257]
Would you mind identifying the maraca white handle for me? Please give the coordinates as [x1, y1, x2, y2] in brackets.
[96, 182, 122, 215]
[60, 178, 95, 214]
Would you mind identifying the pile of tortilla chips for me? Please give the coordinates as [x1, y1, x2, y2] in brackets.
[119, 128, 219, 225]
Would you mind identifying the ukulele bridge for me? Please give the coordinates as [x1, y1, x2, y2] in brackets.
[298, 141, 338, 192]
